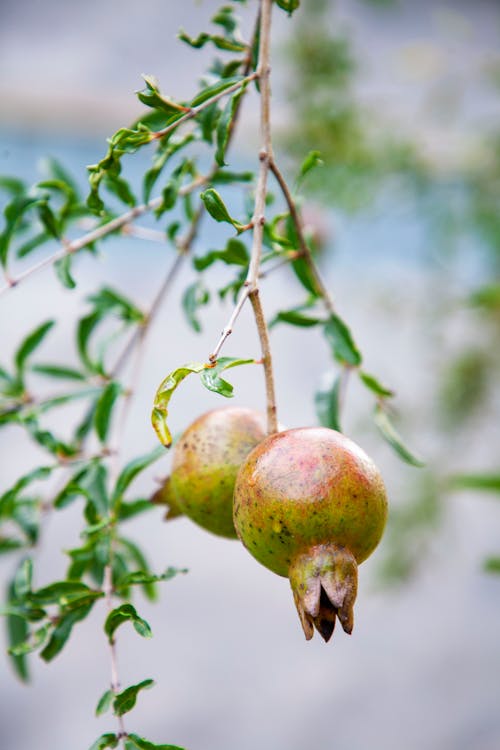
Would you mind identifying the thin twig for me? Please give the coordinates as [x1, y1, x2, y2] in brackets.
[208, 0, 278, 435]
[249, 288, 277, 433]
[0, 174, 207, 298]
[269, 158, 335, 314]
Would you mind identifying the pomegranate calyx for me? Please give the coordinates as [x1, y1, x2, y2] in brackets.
[289, 543, 358, 642]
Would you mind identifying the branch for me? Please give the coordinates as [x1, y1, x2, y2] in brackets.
[0, 175, 207, 298]
[269, 158, 335, 314]
[208, 0, 278, 435]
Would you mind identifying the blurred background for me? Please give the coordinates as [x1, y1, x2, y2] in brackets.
[1, 1, 500, 749]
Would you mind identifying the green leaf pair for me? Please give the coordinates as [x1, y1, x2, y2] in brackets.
[151, 357, 255, 447]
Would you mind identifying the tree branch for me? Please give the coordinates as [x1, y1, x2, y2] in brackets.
[206, 0, 278, 435]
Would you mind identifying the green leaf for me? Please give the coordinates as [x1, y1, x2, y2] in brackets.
[324, 314, 362, 367]
[211, 169, 254, 185]
[193, 238, 248, 271]
[116, 566, 188, 590]
[13, 557, 33, 598]
[215, 85, 246, 167]
[359, 371, 394, 398]
[95, 689, 114, 717]
[15, 321, 55, 374]
[32, 364, 86, 381]
[0, 176, 25, 197]
[143, 133, 194, 202]
[54, 461, 109, 515]
[0, 467, 52, 518]
[113, 679, 154, 717]
[16, 231, 50, 258]
[6, 590, 29, 680]
[270, 309, 322, 328]
[0, 194, 41, 269]
[37, 199, 60, 239]
[117, 499, 155, 521]
[200, 357, 255, 398]
[126, 734, 186, 750]
[30, 580, 99, 606]
[105, 603, 152, 642]
[182, 282, 210, 333]
[54, 254, 76, 289]
[40, 603, 94, 662]
[373, 405, 425, 467]
[190, 76, 244, 107]
[108, 126, 153, 154]
[40, 156, 81, 199]
[274, 0, 300, 15]
[8, 623, 50, 656]
[137, 76, 189, 116]
[0, 537, 24, 554]
[200, 188, 244, 230]
[88, 733, 119, 750]
[484, 556, 500, 574]
[179, 30, 246, 53]
[448, 473, 500, 494]
[289, 253, 320, 297]
[315, 374, 342, 431]
[94, 381, 123, 442]
[151, 363, 206, 447]
[88, 287, 144, 322]
[297, 150, 324, 183]
[113, 446, 166, 504]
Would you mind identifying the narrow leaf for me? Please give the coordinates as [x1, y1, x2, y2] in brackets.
[315, 375, 342, 432]
[215, 85, 246, 167]
[96, 689, 114, 716]
[104, 603, 152, 642]
[94, 382, 123, 442]
[448, 473, 500, 494]
[88, 734, 119, 750]
[151, 363, 206, 447]
[15, 321, 55, 374]
[484, 556, 500, 574]
[113, 446, 166, 504]
[200, 188, 243, 230]
[127, 734, 186, 750]
[200, 357, 254, 398]
[40, 603, 93, 662]
[373, 405, 425, 467]
[113, 679, 154, 717]
[324, 314, 362, 367]
[359, 371, 394, 398]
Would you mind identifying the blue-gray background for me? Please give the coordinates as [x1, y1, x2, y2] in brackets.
[1, 2, 499, 750]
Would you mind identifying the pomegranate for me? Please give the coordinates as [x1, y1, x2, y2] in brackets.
[233, 427, 387, 641]
[163, 407, 267, 538]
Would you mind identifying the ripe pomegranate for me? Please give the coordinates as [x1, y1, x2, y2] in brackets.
[233, 427, 387, 641]
[161, 407, 267, 538]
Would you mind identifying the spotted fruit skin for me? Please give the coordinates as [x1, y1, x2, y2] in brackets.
[169, 407, 267, 538]
[233, 427, 387, 640]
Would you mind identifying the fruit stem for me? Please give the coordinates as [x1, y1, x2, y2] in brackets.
[249, 288, 278, 434]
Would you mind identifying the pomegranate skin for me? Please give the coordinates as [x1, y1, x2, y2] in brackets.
[169, 407, 267, 538]
[233, 427, 388, 640]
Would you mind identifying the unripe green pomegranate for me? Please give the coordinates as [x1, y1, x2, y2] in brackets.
[233, 427, 387, 641]
[158, 407, 267, 538]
